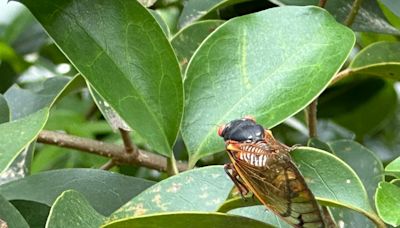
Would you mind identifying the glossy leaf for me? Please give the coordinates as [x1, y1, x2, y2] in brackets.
[11, 200, 50, 228]
[276, 0, 400, 35]
[385, 156, 400, 176]
[0, 108, 48, 173]
[291, 147, 383, 226]
[182, 6, 354, 166]
[46, 190, 105, 228]
[375, 182, 400, 226]
[0, 168, 154, 216]
[328, 140, 384, 199]
[21, 0, 183, 156]
[0, 94, 9, 124]
[4, 76, 71, 120]
[103, 212, 272, 228]
[171, 20, 224, 72]
[0, 193, 29, 228]
[349, 41, 400, 80]
[108, 166, 233, 221]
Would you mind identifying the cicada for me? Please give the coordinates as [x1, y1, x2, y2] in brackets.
[218, 117, 325, 228]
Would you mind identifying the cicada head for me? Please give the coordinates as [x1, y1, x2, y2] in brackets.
[217, 117, 264, 143]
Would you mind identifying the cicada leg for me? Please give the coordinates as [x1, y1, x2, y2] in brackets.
[224, 163, 249, 200]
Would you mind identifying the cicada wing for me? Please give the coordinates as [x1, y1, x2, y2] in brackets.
[232, 153, 324, 228]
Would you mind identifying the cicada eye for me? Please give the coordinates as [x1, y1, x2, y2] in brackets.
[217, 124, 226, 136]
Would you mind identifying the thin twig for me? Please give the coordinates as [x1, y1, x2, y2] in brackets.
[318, 0, 327, 8]
[37, 130, 188, 172]
[307, 99, 318, 138]
[344, 0, 363, 27]
[118, 128, 137, 155]
[330, 68, 353, 85]
[100, 160, 115, 170]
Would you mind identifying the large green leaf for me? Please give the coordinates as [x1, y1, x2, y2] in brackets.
[171, 20, 225, 73]
[0, 108, 48, 173]
[0, 193, 29, 228]
[21, 0, 183, 156]
[0, 168, 154, 216]
[349, 41, 400, 80]
[328, 140, 384, 200]
[276, 0, 400, 35]
[182, 6, 354, 166]
[108, 166, 233, 221]
[103, 212, 272, 228]
[46, 190, 105, 228]
[375, 182, 400, 226]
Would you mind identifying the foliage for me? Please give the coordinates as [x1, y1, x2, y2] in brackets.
[0, 0, 400, 227]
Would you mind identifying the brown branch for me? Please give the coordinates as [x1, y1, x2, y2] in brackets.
[306, 99, 318, 138]
[37, 130, 188, 172]
[318, 0, 327, 8]
[344, 0, 363, 27]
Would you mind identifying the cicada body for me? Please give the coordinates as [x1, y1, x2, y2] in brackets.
[218, 117, 325, 228]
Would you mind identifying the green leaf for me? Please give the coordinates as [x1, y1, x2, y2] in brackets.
[46, 190, 105, 228]
[103, 212, 273, 228]
[21, 0, 183, 156]
[328, 140, 384, 200]
[0, 168, 154, 216]
[0, 193, 29, 228]
[108, 166, 233, 221]
[330, 207, 375, 228]
[277, 0, 400, 35]
[0, 108, 48, 173]
[385, 156, 400, 176]
[0, 94, 10, 124]
[349, 41, 400, 80]
[291, 147, 383, 226]
[11, 200, 50, 228]
[182, 6, 354, 166]
[375, 182, 400, 226]
[229, 206, 291, 228]
[171, 20, 225, 72]
[4, 76, 71, 120]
